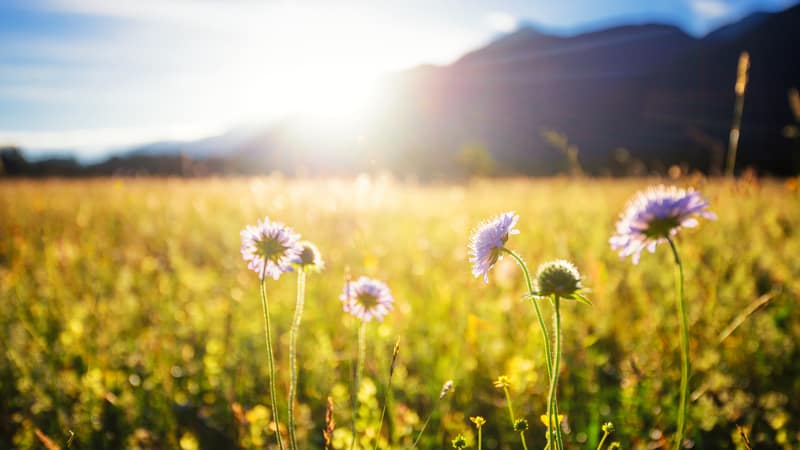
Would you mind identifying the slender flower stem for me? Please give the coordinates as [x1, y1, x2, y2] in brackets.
[555, 302, 565, 450]
[410, 410, 435, 449]
[374, 341, 400, 450]
[288, 268, 306, 450]
[520, 431, 530, 450]
[501, 386, 530, 450]
[374, 395, 390, 450]
[596, 429, 610, 450]
[502, 248, 553, 449]
[546, 296, 563, 450]
[503, 386, 516, 422]
[259, 270, 285, 450]
[477, 427, 483, 450]
[412, 381, 454, 449]
[667, 237, 689, 450]
[351, 322, 367, 450]
[501, 248, 554, 381]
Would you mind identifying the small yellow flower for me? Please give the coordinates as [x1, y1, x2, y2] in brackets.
[539, 414, 565, 428]
[470, 416, 486, 428]
[493, 375, 511, 389]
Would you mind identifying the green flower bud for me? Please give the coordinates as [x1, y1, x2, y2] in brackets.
[535, 259, 582, 297]
[295, 241, 324, 271]
[451, 433, 467, 449]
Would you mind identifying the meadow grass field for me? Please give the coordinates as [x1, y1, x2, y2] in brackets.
[1, 177, 799, 450]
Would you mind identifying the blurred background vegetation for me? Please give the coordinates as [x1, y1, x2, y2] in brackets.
[1, 177, 798, 449]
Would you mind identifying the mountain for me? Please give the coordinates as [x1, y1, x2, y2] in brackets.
[646, 6, 800, 172]
[364, 5, 800, 176]
[374, 23, 701, 175]
[8, 5, 800, 177]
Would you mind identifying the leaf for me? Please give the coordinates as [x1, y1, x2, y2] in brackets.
[572, 292, 593, 306]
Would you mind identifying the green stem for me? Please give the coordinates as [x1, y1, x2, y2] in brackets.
[410, 405, 437, 449]
[520, 431, 530, 450]
[351, 322, 367, 450]
[502, 386, 530, 449]
[502, 248, 554, 382]
[373, 389, 391, 450]
[547, 296, 563, 450]
[477, 427, 483, 450]
[503, 386, 516, 422]
[288, 268, 306, 450]
[668, 237, 689, 450]
[374, 343, 398, 450]
[554, 398, 564, 450]
[596, 430, 609, 450]
[259, 272, 285, 450]
[502, 248, 551, 450]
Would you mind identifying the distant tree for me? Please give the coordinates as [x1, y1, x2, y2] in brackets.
[541, 130, 583, 176]
[0, 147, 29, 176]
[454, 143, 496, 177]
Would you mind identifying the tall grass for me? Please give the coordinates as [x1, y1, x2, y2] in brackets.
[0, 177, 798, 449]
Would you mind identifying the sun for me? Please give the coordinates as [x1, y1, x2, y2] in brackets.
[221, 5, 388, 128]
[285, 68, 381, 125]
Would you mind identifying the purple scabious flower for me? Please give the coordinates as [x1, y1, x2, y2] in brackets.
[610, 185, 716, 264]
[340, 276, 394, 322]
[469, 211, 520, 282]
[241, 217, 303, 280]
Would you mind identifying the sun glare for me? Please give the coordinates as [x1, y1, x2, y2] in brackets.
[287, 69, 380, 124]
[221, 5, 387, 130]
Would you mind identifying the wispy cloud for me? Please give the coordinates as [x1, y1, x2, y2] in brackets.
[689, 0, 732, 18]
[0, 123, 228, 158]
[486, 11, 518, 32]
[37, 0, 257, 31]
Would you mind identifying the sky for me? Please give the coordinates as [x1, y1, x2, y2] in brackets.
[0, 0, 796, 159]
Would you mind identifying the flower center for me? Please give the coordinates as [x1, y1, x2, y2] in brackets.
[488, 247, 502, 266]
[259, 238, 289, 262]
[644, 216, 681, 238]
[357, 293, 379, 310]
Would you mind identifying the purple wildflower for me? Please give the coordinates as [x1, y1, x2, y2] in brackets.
[340, 276, 394, 322]
[241, 217, 303, 280]
[610, 185, 716, 264]
[469, 211, 520, 282]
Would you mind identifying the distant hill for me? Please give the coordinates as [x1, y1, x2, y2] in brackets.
[367, 5, 800, 176]
[6, 5, 800, 177]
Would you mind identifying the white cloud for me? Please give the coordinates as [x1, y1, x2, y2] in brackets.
[689, 0, 732, 18]
[486, 11, 519, 33]
[38, 0, 261, 32]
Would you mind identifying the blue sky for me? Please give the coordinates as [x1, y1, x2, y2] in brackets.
[0, 0, 796, 159]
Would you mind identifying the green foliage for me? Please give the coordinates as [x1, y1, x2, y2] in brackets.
[454, 144, 497, 178]
[0, 178, 799, 449]
[542, 130, 583, 176]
